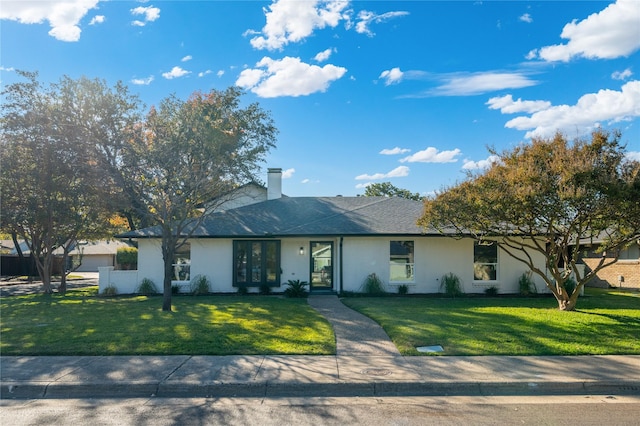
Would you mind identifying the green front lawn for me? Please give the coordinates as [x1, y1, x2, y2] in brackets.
[342, 288, 640, 356]
[0, 287, 335, 356]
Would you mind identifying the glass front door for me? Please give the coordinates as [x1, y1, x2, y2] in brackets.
[310, 241, 333, 290]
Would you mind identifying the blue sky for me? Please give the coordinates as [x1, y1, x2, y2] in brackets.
[2, 0, 639, 197]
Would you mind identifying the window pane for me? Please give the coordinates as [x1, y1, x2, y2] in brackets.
[173, 243, 191, 281]
[235, 242, 248, 283]
[251, 242, 262, 282]
[390, 241, 414, 282]
[265, 241, 278, 283]
[474, 242, 497, 281]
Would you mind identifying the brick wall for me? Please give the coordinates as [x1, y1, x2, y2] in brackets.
[582, 258, 640, 289]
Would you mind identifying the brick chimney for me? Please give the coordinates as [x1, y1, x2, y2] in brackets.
[267, 168, 282, 200]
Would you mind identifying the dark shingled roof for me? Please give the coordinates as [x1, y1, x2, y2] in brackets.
[119, 196, 433, 239]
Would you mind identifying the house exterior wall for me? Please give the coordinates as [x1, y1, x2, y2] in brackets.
[102, 235, 546, 295]
[582, 258, 640, 289]
[341, 237, 545, 294]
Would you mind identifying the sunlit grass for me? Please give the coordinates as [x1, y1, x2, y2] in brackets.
[0, 287, 335, 356]
[341, 288, 640, 356]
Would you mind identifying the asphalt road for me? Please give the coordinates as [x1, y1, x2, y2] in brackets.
[2, 395, 639, 426]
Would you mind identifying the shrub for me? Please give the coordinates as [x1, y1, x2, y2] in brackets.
[440, 273, 464, 297]
[484, 286, 499, 296]
[116, 247, 138, 270]
[284, 279, 308, 298]
[101, 284, 118, 296]
[137, 278, 158, 295]
[171, 284, 181, 294]
[564, 276, 577, 296]
[518, 271, 537, 296]
[360, 273, 386, 295]
[259, 283, 272, 295]
[190, 275, 210, 295]
[397, 284, 409, 295]
[237, 286, 249, 296]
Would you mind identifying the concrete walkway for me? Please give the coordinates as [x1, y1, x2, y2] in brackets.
[1, 294, 639, 399]
[307, 295, 400, 356]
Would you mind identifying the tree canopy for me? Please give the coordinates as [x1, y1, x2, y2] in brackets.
[418, 130, 640, 310]
[118, 88, 278, 311]
[363, 182, 423, 201]
[0, 71, 136, 292]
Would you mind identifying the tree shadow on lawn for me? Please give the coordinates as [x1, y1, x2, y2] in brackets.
[0, 293, 335, 356]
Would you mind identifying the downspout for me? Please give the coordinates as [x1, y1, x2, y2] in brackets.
[339, 236, 344, 294]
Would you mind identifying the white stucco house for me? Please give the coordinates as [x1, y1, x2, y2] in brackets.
[99, 169, 547, 295]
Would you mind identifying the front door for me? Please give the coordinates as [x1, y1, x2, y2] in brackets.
[310, 241, 333, 291]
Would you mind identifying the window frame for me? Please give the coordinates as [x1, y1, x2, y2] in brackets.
[389, 240, 415, 283]
[233, 240, 281, 287]
[473, 241, 499, 282]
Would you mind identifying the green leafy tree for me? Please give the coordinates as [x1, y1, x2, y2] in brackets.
[0, 71, 140, 293]
[418, 130, 640, 311]
[363, 182, 423, 201]
[120, 88, 277, 311]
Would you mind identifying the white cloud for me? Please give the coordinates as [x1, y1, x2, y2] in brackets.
[282, 168, 296, 179]
[400, 147, 461, 163]
[235, 56, 347, 98]
[131, 5, 160, 27]
[612, 68, 633, 81]
[355, 10, 409, 36]
[355, 166, 410, 181]
[198, 70, 212, 78]
[529, 0, 640, 62]
[89, 15, 104, 25]
[355, 182, 372, 189]
[432, 72, 537, 96]
[486, 94, 551, 114]
[0, 0, 100, 42]
[181, 55, 193, 62]
[504, 80, 640, 138]
[131, 76, 154, 85]
[216, 70, 225, 77]
[379, 67, 404, 86]
[626, 152, 640, 162]
[380, 147, 411, 155]
[462, 155, 500, 170]
[519, 13, 532, 23]
[249, 0, 350, 50]
[314, 48, 334, 62]
[162, 66, 191, 80]
[0, 66, 15, 72]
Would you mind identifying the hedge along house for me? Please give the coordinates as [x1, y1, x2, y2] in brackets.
[99, 169, 547, 295]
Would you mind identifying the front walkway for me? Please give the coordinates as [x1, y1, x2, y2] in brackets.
[307, 295, 401, 356]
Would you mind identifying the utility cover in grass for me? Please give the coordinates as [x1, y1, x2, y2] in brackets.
[416, 345, 444, 353]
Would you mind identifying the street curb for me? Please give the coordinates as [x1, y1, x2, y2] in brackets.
[3, 380, 639, 399]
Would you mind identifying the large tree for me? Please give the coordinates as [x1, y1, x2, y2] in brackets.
[418, 130, 640, 311]
[120, 88, 277, 311]
[0, 71, 140, 293]
[363, 182, 423, 201]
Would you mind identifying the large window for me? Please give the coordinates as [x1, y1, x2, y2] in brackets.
[173, 243, 191, 281]
[390, 241, 414, 282]
[474, 241, 498, 281]
[234, 240, 280, 287]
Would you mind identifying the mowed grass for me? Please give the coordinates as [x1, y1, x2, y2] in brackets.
[342, 288, 640, 356]
[0, 287, 335, 356]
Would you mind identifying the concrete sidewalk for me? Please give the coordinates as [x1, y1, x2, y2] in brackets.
[2, 354, 639, 399]
[1, 295, 639, 399]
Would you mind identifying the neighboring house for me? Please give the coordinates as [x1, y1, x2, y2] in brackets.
[65, 240, 135, 272]
[99, 169, 547, 294]
[579, 240, 640, 289]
